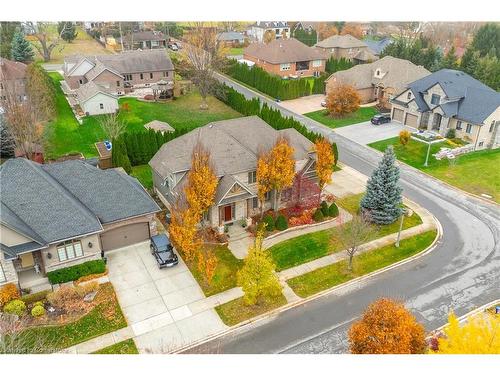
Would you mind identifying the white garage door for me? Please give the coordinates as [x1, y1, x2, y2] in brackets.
[100, 222, 150, 251]
[405, 113, 418, 128]
[392, 108, 404, 123]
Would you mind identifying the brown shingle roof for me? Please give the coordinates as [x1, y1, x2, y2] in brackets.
[315, 34, 367, 49]
[244, 38, 328, 64]
[0, 58, 27, 81]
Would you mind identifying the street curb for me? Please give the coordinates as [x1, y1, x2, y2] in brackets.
[368, 146, 499, 207]
[173, 212, 442, 354]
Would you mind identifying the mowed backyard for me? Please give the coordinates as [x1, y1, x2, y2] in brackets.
[44, 73, 242, 160]
[369, 137, 500, 203]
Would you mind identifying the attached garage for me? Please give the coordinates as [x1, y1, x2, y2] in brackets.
[404, 113, 418, 128]
[392, 108, 404, 123]
[100, 222, 150, 251]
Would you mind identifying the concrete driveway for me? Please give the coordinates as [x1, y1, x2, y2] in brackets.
[280, 94, 326, 114]
[334, 121, 413, 145]
[106, 241, 226, 353]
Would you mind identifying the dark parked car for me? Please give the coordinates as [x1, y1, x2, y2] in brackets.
[150, 234, 179, 269]
[371, 113, 392, 125]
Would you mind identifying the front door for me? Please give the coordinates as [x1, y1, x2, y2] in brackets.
[224, 205, 232, 222]
[432, 113, 442, 130]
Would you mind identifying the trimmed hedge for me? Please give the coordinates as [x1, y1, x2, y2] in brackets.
[275, 215, 288, 231]
[47, 259, 106, 285]
[329, 203, 339, 218]
[21, 290, 50, 305]
[263, 215, 275, 232]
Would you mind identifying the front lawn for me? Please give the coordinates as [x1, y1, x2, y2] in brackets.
[131, 164, 153, 189]
[183, 245, 243, 297]
[215, 293, 288, 326]
[44, 73, 241, 159]
[287, 230, 437, 298]
[228, 47, 244, 55]
[92, 338, 139, 354]
[369, 138, 500, 203]
[15, 283, 127, 353]
[305, 107, 379, 129]
[268, 193, 422, 271]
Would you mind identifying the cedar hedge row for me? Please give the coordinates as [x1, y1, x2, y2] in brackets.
[46, 259, 106, 284]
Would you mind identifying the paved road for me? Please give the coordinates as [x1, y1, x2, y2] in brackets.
[183, 73, 500, 354]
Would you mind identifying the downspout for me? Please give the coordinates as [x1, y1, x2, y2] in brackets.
[473, 124, 480, 151]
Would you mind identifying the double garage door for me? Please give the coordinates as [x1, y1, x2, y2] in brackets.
[100, 222, 150, 251]
[392, 108, 419, 128]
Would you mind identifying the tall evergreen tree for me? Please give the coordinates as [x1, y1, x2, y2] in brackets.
[460, 48, 480, 75]
[440, 46, 459, 69]
[58, 22, 78, 43]
[10, 31, 34, 62]
[1, 22, 21, 58]
[470, 23, 500, 58]
[360, 146, 403, 224]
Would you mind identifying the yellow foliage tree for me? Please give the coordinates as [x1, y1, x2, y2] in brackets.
[256, 152, 272, 217]
[185, 142, 218, 220]
[399, 130, 411, 147]
[317, 23, 339, 40]
[236, 228, 282, 305]
[433, 311, 500, 354]
[349, 298, 427, 354]
[267, 137, 295, 210]
[314, 137, 335, 191]
[326, 83, 361, 118]
[168, 205, 200, 262]
[340, 23, 364, 39]
[263, 30, 276, 44]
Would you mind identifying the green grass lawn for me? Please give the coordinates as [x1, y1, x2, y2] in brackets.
[215, 293, 288, 326]
[268, 193, 422, 271]
[44, 73, 241, 160]
[183, 245, 243, 297]
[92, 338, 139, 354]
[228, 47, 244, 55]
[15, 283, 127, 353]
[131, 164, 153, 189]
[305, 107, 379, 129]
[369, 137, 500, 203]
[287, 230, 437, 298]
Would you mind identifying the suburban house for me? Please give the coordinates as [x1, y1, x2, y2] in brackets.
[247, 21, 290, 42]
[363, 37, 393, 57]
[0, 158, 160, 291]
[118, 30, 168, 50]
[62, 50, 174, 114]
[217, 31, 245, 46]
[314, 34, 377, 64]
[325, 56, 430, 108]
[149, 116, 320, 231]
[0, 58, 27, 104]
[391, 69, 500, 150]
[243, 38, 328, 78]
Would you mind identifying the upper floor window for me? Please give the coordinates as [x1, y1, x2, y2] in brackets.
[79, 79, 83, 84]
[150, 73, 153, 79]
[124, 74, 132, 81]
[57, 240, 83, 262]
[456, 120, 463, 130]
[163, 71, 169, 78]
[407, 92, 411, 100]
[140, 73, 144, 80]
[99, 103, 104, 109]
[489, 121, 495, 133]
[466, 124, 472, 134]
[0, 82, 3, 89]
[431, 94, 440, 105]
[280, 63, 291, 71]
[116, 80, 120, 87]
[248, 171, 257, 184]
[0, 263, 6, 283]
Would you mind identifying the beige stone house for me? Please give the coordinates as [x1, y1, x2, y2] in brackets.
[0, 58, 27, 104]
[391, 69, 500, 150]
[0, 158, 160, 291]
[315, 34, 377, 64]
[150, 116, 320, 232]
[247, 21, 290, 42]
[325, 56, 430, 108]
[243, 38, 328, 78]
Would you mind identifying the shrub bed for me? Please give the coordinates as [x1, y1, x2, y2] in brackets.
[47, 259, 106, 284]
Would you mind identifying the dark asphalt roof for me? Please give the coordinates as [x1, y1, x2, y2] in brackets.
[1, 242, 47, 260]
[363, 37, 393, 55]
[407, 69, 500, 124]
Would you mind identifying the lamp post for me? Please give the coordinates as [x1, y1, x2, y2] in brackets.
[424, 141, 432, 167]
[395, 208, 413, 248]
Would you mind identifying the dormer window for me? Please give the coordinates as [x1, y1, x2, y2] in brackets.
[376, 69, 381, 77]
[407, 92, 411, 100]
[248, 170, 257, 184]
[431, 94, 441, 105]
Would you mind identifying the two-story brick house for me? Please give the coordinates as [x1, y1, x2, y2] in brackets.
[314, 34, 377, 64]
[149, 116, 320, 232]
[243, 38, 328, 78]
[390, 69, 500, 150]
[0, 58, 27, 104]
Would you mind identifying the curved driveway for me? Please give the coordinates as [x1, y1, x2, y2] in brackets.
[184, 74, 500, 354]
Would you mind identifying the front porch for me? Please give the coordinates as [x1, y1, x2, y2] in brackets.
[13, 250, 51, 293]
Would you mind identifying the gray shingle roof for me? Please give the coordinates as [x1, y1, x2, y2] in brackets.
[217, 32, 245, 42]
[363, 37, 393, 55]
[244, 38, 328, 64]
[406, 69, 500, 124]
[1, 242, 47, 260]
[75, 81, 117, 103]
[315, 34, 367, 49]
[95, 50, 174, 74]
[0, 158, 160, 248]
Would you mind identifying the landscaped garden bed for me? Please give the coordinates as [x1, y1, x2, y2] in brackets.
[287, 230, 437, 298]
[215, 293, 288, 326]
[92, 338, 139, 354]
[305, 107, 379, 129]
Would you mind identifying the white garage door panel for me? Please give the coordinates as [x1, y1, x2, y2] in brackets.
[405, 113, 418, 128]
[392, 108, 404, 123]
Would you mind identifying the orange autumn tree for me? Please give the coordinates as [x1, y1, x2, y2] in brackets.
[267, 137, 295, 210]
[168, 204, 200, 262]
[326, 83, 361, 118]
[340, 23, 364, 39]
[349, 298, 427, 354]
[256, 152, 272, 217]
[317, 23, 339, 40]
[314, 137, 335, 191]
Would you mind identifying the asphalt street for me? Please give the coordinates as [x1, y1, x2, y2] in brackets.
[182, 73, 500, 354]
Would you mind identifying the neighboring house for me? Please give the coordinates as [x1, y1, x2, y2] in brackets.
[363, 37, 393, 56]
[0, 158, 160, 290]
[217, 31, 245, 46]
[118, 31, 168, 50]
[243, 38, 328, 78]
[247, 21, 290, 42]
[292, 22, 319, 34]
[0, 58, 27, 104]
[74, 81, 119, 115]
[315, 34, 378, 64]
[150, 116, 320, 231]
[391, 69, 500, 150]
[325, 56, 430, 108]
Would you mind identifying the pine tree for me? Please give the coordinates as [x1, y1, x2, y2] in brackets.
[360, 146, 403, 224]
[58, 22, 78, 43]
[10, 31, 34, 62]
